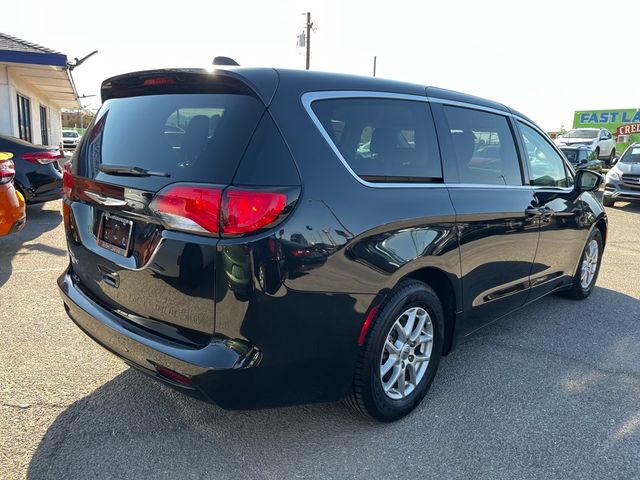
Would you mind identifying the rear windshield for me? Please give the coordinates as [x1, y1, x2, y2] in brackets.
[76, 93, 264, 190]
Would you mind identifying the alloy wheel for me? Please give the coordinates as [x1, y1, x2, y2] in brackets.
[580, 239, 599, 289]
[379, 306, 433, 400]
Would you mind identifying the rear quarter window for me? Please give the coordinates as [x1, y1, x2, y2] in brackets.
[311, 98, 442, 183]
[76, 93, 265, 191]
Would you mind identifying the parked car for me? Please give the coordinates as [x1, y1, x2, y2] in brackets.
[559, 145, 603, 172]
[554, 128, 616, 164]
[58, 68, 607, 422]
[0, 135, 64, 203]
[62, 129, 81, 150]
[0, 152, 26, 236]
[603, 143, 640, 207]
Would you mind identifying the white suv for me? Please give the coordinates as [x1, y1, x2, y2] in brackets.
[555, 128, 616, 164]
[62, 129, 81, 150]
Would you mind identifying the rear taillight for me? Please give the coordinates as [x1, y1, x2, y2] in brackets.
[21, 150, 63, 164]
[149, 184, 291, 237]
[150, 185, 223, 234]
[222, 189, 287, 235]
[62, 162, 74, 199]
[0, 158, 15, 185]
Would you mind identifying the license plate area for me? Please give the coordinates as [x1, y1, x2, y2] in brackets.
[97, 212, 133, 256]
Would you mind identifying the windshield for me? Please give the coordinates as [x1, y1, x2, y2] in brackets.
[63, 131, 79, 138]
[619, 147, 640, 164]
[560, 149, 578, 163]
[563, 129, 598, 139]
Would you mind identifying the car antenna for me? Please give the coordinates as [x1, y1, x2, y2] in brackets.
[212, 56, 239, 66]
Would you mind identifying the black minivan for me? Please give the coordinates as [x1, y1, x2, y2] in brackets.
[59, 68, 606, 421]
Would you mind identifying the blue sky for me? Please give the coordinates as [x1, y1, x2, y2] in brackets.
[4, 0, 638, 131]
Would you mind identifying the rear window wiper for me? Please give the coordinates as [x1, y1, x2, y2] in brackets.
[99, 164, 170, 178]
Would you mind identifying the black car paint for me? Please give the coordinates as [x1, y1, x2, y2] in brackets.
[0, 135, 62, 203]
[58, 68, 607, 409]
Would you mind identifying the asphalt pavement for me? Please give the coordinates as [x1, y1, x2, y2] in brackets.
[1, 198, 639, 480]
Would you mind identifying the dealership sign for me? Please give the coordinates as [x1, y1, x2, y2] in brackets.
[576, 110, 640, 125]
[617, 123, 640, 135]
[574, 109, 640, 129]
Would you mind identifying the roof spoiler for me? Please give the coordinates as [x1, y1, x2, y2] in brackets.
[100, 67, 278, 105]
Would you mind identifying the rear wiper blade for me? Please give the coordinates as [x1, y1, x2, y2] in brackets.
[99, 164, 170, 178]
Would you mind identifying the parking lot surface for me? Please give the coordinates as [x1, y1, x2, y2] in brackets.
[1, 199, 639, 480]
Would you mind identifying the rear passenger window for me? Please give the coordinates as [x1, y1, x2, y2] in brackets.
[518, 122, 569, 188]
[441, 106, 522, 185]
[312, 98, 441, 182]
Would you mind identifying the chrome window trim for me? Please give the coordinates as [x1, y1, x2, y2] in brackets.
[427, 97, 511, 118]
[301, 90, 573, 191]
[301, 91, 442, 189]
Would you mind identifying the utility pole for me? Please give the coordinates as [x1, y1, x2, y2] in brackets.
[373, 56, 377, 77]
[305, 12, 312, 70]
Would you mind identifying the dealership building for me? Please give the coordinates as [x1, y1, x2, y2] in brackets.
[573, 108, 640, 153]
[0, 32, 80, 147]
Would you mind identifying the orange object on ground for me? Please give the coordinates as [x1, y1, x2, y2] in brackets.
[0, 152, 26, 236]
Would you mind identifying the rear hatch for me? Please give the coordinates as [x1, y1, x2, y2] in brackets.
[64, 70, 270, 346]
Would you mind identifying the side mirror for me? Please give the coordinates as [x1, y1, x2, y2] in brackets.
[575, 169, 602, 192]
[581, 158, 588, 164]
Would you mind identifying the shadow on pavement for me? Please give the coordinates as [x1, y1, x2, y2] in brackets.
[27, 286, 640, 479]
[0, 202, 65, 288]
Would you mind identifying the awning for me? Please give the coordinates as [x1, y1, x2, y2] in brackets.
[0, 46, 80, 110]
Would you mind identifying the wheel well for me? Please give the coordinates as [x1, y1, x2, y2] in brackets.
[595, 218, 607, 246]
[404, 268, 457, 356]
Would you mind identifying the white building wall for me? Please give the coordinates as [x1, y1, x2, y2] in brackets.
[0, 65, 12, 136]
[3, 66, 63, 146]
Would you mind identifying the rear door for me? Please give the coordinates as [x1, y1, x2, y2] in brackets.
[432, 103, 540, 335]
[66, 78, 266, 345]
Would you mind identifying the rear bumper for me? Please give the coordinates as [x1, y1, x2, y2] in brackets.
[58, 270, 263, 407]
[58, 268, 361, 409]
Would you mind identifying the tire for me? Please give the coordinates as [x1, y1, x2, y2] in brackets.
[347, 280, 444, 422]
[560, 229, 603, 300]
[593, 147, 600, 160]
[602, 196, 615, 207]
[608, 149, 616, 165]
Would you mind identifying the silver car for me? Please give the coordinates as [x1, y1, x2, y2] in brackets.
[603, 143, 640, 206]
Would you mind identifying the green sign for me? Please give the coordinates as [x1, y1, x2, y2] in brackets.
[573, 109, 640, 152]
[574, 109, 640, 129]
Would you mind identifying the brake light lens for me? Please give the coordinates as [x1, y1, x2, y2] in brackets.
[150, 185, 223, 234]
[21, 150, 63, 164]
[222, 189, 287, 235]
[0, 158, 15, 185]
[149, 185, 290, 237]
[143, 77, 176, 86]
[62, 162, 74, 198]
